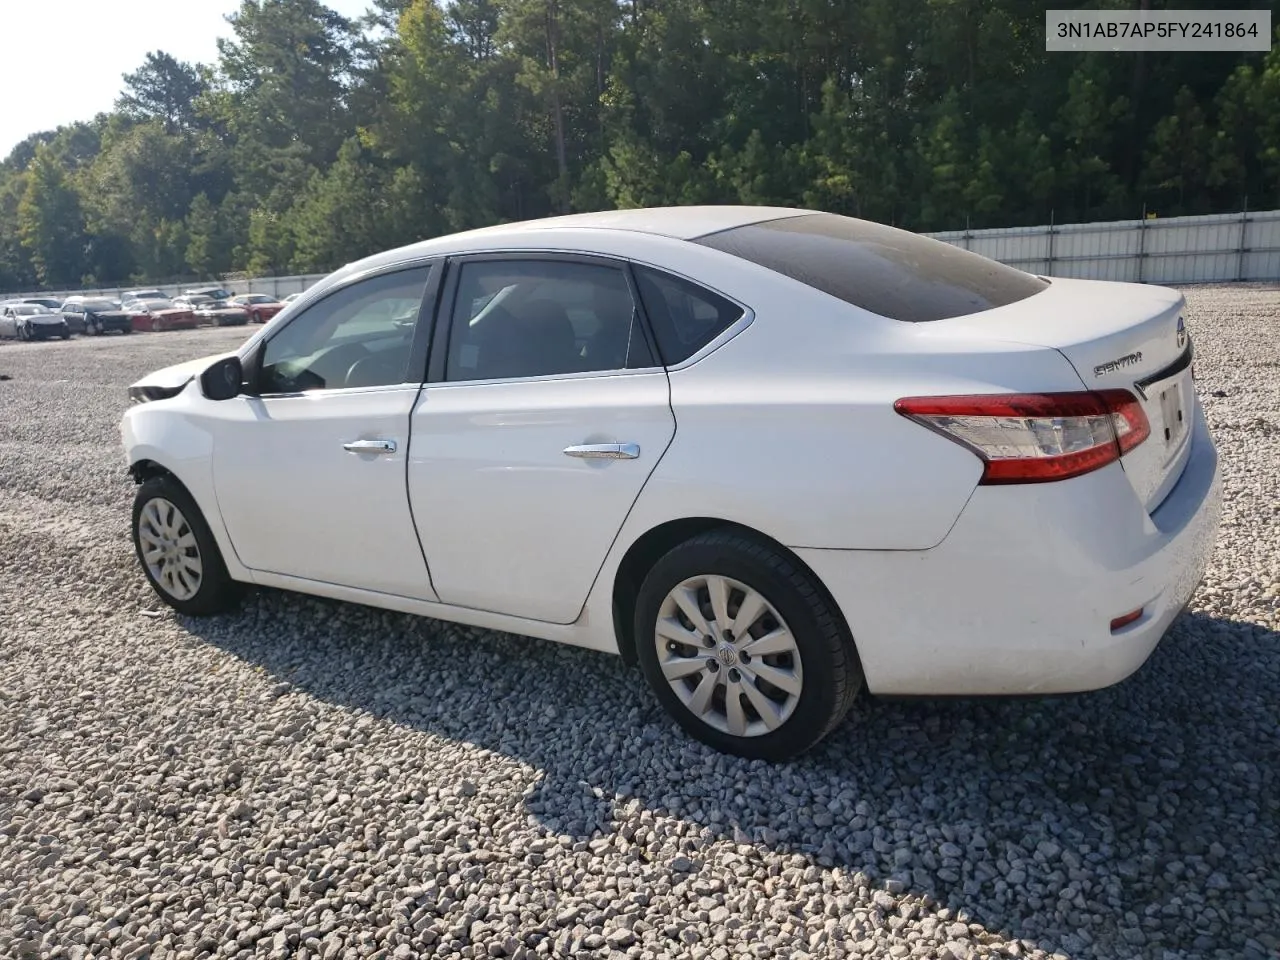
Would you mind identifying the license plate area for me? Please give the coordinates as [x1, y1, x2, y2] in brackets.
[1159, 383, 1186, 447]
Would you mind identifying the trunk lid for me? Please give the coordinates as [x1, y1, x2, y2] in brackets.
[938, 276, 1195, 513]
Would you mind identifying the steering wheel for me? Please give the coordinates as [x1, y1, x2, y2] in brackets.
[346, 354, 392, 388]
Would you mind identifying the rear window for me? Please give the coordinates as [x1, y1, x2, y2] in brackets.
[693, 213, 1048, 322]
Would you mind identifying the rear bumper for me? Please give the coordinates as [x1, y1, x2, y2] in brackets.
[796, 402, 1223, 696]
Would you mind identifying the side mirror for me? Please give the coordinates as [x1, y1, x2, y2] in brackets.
[200, 356, 244, 401]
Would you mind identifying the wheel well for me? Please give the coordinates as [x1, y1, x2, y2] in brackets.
[611, 518, 853, 667]
[128, 459, 177, 486]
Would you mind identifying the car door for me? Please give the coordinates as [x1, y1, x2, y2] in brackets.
[208, 262, 441, 600]
[408, 254, 676, 624]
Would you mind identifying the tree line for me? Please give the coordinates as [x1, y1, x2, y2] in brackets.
[3, 0, 1279, 291]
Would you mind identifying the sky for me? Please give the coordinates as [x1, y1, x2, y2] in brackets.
[0, 0, 373, 158]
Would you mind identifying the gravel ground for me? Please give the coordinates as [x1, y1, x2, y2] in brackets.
[1, 286, 1277, 960]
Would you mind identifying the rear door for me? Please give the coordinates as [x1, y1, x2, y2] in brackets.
[407, 254, 675, 624]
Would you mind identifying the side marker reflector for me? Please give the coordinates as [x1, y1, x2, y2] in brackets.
[1110, 608, 1144, 632]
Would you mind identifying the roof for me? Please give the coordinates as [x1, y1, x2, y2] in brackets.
[471, 205, 816, 241]
[325, 205, 820, 292]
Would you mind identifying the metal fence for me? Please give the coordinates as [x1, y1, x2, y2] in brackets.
[927, 209, 1280, 284]
[5, 208, 1279, 301]
[1, 273, 330, 303]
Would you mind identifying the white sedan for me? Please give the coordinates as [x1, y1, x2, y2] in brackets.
[120, 206, 1222, 759]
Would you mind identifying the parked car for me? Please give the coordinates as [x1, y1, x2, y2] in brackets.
[62, 296, 133, 335]
[229, 293, 286, 323]
[182, 286, 237, 302]
[21, 297, 64, 311]
[0, 302, 70, 341]
[121, 288, 168, 303]
[120, 205, 1222, 760]
[178, 294, 250, 327]
[123, 297, 200, 332]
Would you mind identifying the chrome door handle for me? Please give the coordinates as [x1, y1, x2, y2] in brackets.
[563, 442, 640, 460]
[343, 439, 397, 454]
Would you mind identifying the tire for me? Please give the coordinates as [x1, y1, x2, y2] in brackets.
[132, 476, 243, 616]
[17, 325, 27, 342]
[152, 317, 163, 332]
[60, 331, 69, 340]
[634, 529, 862, 761]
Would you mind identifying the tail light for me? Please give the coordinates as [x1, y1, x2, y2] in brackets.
[894, 390, 1150, 484]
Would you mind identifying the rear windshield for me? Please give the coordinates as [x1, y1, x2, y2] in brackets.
[694, 213, 1048, 322]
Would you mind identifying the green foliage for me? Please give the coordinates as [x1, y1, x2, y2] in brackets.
[17, 146, 87, 285]
[0, 0, 1275, 292]
[118, 52, 209, 133]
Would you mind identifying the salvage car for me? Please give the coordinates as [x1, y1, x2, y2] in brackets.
[0, 302, 70, 340]
[120, 206, 1223, 760]
[123, 297, 201, 332]
[182, 285, 238, 302]
[122, 288, 168, 302]
[63, 297, 133, 335]
[20, 297, 64, 311]
[229, 293, 287, 323]
[178, 294, 250, 327]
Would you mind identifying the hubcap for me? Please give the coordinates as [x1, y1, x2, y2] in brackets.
[137, 497, 203, 601]
[654, 574, 803, 738]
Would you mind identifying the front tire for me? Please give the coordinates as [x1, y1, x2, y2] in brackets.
[132, 476, 243, 616]
[634, 529, 862, 761]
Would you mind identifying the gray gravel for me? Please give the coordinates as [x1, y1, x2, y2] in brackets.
[1, 287, 1278, 960]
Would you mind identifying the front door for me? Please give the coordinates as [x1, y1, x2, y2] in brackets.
[210, 263, 439, 600]
[409, 255, 676, 623]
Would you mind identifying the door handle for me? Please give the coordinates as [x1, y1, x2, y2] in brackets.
[563, 442, 640, 460]
[343, 438, 397, 455]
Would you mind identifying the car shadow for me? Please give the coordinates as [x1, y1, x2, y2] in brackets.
[180, 593, 1278, 958]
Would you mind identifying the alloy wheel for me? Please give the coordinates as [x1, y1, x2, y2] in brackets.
[653, 574, 804, 737]
[137, 497, 203, 601]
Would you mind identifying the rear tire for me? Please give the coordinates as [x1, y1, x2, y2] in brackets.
[132, 476, 243, 616]
[634, 529, 862, 761]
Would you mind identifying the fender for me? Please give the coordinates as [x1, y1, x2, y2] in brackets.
[122, 387, 254, 584]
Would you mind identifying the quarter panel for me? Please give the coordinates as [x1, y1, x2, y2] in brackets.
[629, 295, 1091, 552]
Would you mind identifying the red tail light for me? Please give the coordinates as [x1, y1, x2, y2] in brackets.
[894, 390, 1150, 484]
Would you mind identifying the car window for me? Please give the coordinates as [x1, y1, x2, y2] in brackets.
[693, 212, 1048, 322]
[445, 259, 654, 382]
[258, 266, 431, 394]
[632, 266, 745, 365]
